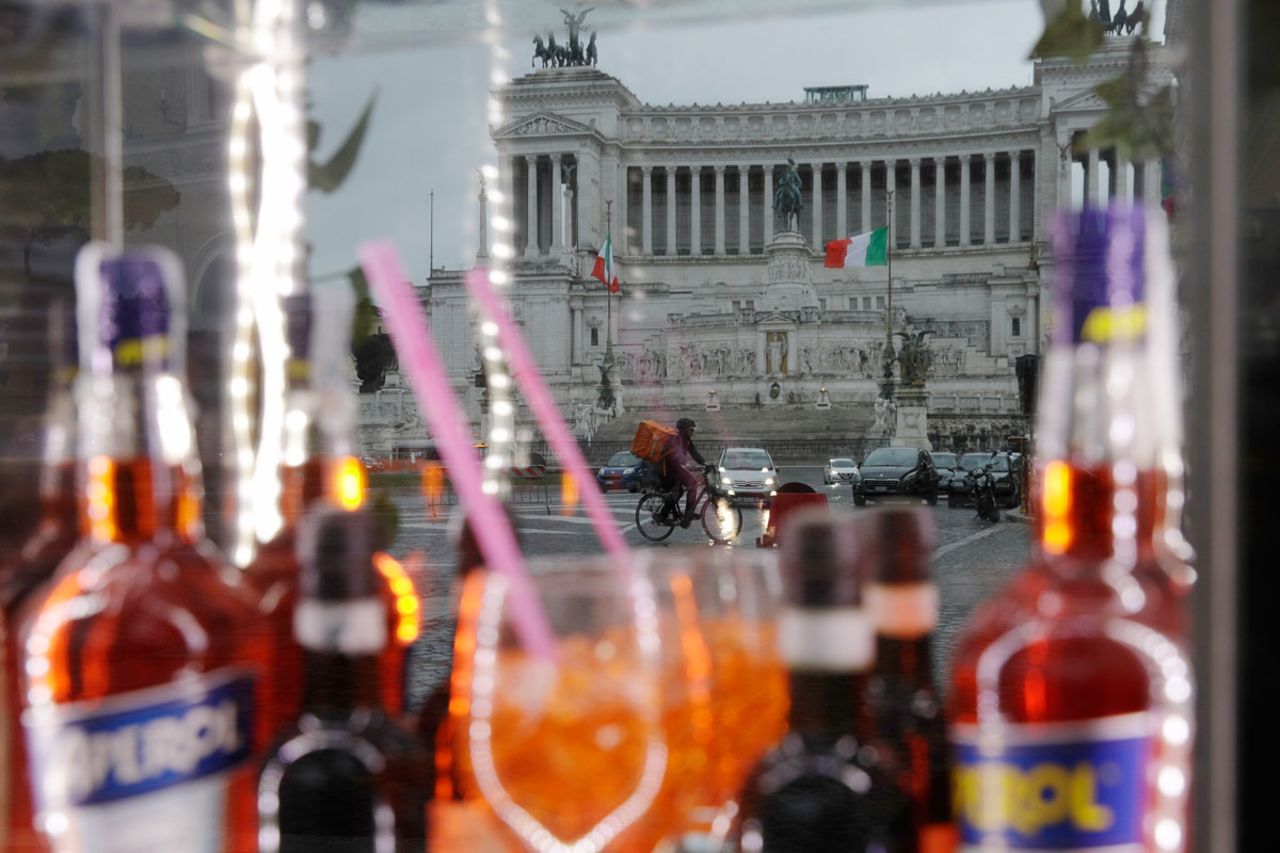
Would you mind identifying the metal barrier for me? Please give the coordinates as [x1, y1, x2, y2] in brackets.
[416, 475, 557, 518]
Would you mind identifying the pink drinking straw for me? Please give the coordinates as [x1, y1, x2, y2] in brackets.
[359, 241, 555, 658]
[464, 267, 636, 586]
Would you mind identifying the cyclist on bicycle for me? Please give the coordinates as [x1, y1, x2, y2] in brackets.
[661, 417, 707, 528]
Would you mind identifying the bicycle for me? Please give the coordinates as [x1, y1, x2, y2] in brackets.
[634, 465, 743, 544]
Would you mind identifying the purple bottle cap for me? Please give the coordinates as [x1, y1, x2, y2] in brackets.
[1050, 205, 1147, 346]
[99, 254, 171, 371]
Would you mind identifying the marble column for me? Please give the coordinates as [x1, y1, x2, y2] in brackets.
[1009, 151, 1021, 243]
[885, 160, 895, 238]
[714, 165, 726, 254]
[1143, 159, 1162, 206]
[763, 166, 774, 241]
[618, 166, 629, 255]
[934, 157, 947, 249]
[909, 158, 922, 249]
[526, 155, 539, 256]
[690, 166, 702, 256]
[739, 165, 751, 253]
[666, 166, 677, 255]
[860, 161, 872, 232]
[572, 306, 583, 363]
[1114, 152, 1131, 202]
[1086, 147, 1100, 205]
[812, 164, 823, 246]
[959, 154, 971, 247]
[551, 154, 564, 251]
[984, 152, 996, 246]
[641, 165, 653, 254]
[506, 155, 518, 253]
[836, 163, 848, 238]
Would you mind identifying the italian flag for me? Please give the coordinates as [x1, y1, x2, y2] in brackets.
[824, 227, 889, 268]
[591, 232, 621, 293]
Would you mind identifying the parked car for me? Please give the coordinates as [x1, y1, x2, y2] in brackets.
[823, 457, 860, 485]
[596, 451, 645, 492]
[987, 451, 1021, 508]
[853, 447, 938, 506]
[931, 451, 958, 494]
[717, 447, 780, 505]
[948, 452, 994, 506]
[360, 455, 386, 472]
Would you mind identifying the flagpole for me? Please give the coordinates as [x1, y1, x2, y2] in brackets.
[886, 189, 894, 346]
[879, 188, 897, 405]
[605, 200, 614, 360]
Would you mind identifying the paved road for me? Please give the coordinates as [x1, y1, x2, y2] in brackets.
[378, 465, 1029, 707]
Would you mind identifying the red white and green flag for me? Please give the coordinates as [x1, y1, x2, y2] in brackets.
[824, 227, 889, 268]
[592, 232, 621, 293]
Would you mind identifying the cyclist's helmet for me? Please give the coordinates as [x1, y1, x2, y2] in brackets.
[676, 417, 696, 432]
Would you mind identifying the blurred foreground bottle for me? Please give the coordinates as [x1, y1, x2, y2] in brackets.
[19, 245, 268, 851]
[860, 508, 954, 853]
[734, 511, 910, 851]
[948, 207, 1193, 851]
[244, 290, 417, 743]
[0, 302, 80, 850]
[258, 507, 428, 852]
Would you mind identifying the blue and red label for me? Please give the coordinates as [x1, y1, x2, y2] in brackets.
[24, 668, 256, 812]
[951, 714, 1152, 849]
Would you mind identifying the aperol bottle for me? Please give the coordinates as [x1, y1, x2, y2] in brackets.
[1, 302, 81, 850]
[18, 246, 269, 851]
[861, 508, 954, 853]
[258, 507, 428, 852]
[948, 207, 1193, 851]
[735, 511, 910, 851]
[244, 291, 417, 743]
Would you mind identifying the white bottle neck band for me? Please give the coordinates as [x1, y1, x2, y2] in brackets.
[867, 581, 939, 639]
[778, 606, 875, 671]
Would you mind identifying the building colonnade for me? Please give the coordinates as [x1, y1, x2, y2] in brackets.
[506, 145, 1164, 258]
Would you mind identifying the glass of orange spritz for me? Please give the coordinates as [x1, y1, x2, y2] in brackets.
[461, 555, 668, 852]
[631, 549, 789, 847]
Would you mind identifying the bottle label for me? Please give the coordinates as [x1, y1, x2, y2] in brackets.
[24, 667, 255, 851]
[951, 713, 1151, 850]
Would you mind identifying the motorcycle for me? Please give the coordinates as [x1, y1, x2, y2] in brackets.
[966, 465, 1001, 523]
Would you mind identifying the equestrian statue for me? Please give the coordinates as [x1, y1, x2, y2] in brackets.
[773, 158, 804, 232]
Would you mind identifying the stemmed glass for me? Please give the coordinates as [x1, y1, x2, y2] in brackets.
[634, 548, 789, 847]
[461, 555, 668, 853]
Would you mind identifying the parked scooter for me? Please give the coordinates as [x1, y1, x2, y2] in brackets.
[966, 465, 1001, 522]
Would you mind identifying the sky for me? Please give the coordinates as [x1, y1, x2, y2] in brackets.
[303, 0, 1051, 283]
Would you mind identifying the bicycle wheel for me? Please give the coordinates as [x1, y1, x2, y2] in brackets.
[700, 494, 743, 544]
[635, 492, 676, 542]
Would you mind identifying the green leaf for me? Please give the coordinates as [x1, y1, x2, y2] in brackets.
[347, 266, 378, 347]
[308, 90, 378, 194]
[1031, 5, 1104, 64]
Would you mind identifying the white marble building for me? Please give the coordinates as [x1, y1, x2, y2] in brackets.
[362, 37, 1170, 457]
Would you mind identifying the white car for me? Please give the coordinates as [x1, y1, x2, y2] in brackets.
[823, 457, 859, 485]
[716, 447, 779, 504]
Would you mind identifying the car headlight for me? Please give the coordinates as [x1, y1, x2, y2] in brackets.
[598, 468, 606, 477]
[719, 466, 726, 473]
[624, 467, 636, 475]
[764, 476, 775, 486]
[722, 476, 732, 485]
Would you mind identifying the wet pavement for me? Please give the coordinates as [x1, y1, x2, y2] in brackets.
[376, 465, 1030, 708]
